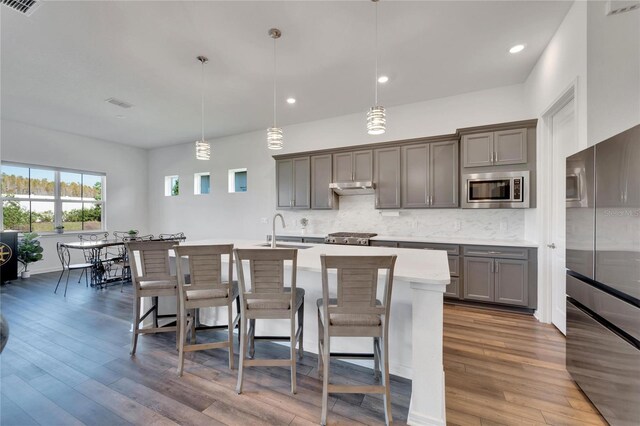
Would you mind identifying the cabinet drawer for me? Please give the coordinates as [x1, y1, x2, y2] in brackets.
[302, 237, 325, 244]
[463, 245, 528, 260]
[448, 256, 459, 277]
[371, 240, 399, 248]
[398, 242, 459, 255]
[445, 277, 460, 299]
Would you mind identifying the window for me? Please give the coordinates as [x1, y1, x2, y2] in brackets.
[228, 168, 247, 193]
[165, 175, 179, 196]
[1, 163, 105, 233]
[194, 172, 210, 195]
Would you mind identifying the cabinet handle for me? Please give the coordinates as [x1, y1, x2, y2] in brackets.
[488, 251, 502, 254]
[490, 261, 494, 273]
[495, 260, 499, 273]
[290, 200, 293, 207]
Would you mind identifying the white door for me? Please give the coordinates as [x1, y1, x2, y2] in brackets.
[550, 98, 576, 334]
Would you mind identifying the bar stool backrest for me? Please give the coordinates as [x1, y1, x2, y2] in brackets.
[56, 242, 71, 269]
[320, 255, 397, 318]
[126, 240, 176, 290]
[173, 244, 233, 293]
[234, 248, 298, 310]
[78, 232, 109, 242]
[158, 232, 186, 242]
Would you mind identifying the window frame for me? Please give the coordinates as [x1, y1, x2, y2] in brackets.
[194, 172, 210, 195]
[1, 161, 106, 234]
[228, 168, 248, 193]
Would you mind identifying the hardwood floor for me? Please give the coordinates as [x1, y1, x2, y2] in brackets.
[0, 272, 604, 425]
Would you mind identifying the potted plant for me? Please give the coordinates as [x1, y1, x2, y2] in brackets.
[127, 229, 138, 237]
[17, 232, 44, 278]
[54, 225, 64, 234]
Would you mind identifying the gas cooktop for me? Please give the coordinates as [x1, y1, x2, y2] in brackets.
[324, 232, 377, 246]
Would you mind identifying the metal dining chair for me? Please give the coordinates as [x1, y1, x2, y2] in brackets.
[234, 248, 304, 394]
[54, 242, 93, 297]
[317, 254, 397, 426]
[157, 232, 186, 242]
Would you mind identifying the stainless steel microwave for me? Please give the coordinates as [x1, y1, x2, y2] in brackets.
[462, 171, 529, 208]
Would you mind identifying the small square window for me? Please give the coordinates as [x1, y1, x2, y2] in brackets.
[228, 168, 247, 193]
[194, 172, 210, 195]
[165, 175, 179, 196]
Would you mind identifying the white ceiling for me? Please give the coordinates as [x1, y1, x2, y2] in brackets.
[1, 1, 572, 149]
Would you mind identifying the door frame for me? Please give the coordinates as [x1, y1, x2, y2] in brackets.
[536, 79, 581, 324]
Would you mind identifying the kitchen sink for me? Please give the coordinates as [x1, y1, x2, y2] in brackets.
[255, 243, 314, 249]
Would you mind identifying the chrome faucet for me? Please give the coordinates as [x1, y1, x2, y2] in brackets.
[271, 213, 286, 248]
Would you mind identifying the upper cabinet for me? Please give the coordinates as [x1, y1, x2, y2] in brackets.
[276, 157, 310, 209]
[374, 147, 401, 209]
[463, 128, 527, 168]
[401, 140, 458, 208]
[333, 150, 373, 182]
[310, 154, 337, 210]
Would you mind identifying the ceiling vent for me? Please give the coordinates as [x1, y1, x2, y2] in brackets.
[606, 1, 640, 15]
[1, 0, 41, 16]
[105, 98, 133, 109]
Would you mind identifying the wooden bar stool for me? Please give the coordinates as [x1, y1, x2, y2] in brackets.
[317, 254, 397, 426]
[173, 244, 240, 375]
[234, 248, 304, 394]
[126, 240, 179, 356]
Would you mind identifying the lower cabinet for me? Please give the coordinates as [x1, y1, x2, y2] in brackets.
[463, 256, 529, 306]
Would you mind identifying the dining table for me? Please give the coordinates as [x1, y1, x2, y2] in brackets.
[60, 239, 125, 288]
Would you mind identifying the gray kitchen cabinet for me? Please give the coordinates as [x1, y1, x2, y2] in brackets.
[446, 277, 460, 299]
[463, 257, 494, 302]
[374, 147, 401, 209]
[401, 141, 458, 208]
[311, 154, 336, 210]
[371, 240, 398, 248]
[333, 150, 373, 182]
[494, 259, 528, 306]
[463, 128, 527, 168]
[275, 157, 310, 209]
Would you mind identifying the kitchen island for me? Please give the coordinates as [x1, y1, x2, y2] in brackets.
[164, 239, 449, 425]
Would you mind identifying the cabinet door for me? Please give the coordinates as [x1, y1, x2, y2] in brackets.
[292, 157, 310, 209]
[494, 259, 528, 306]
[462, 132, 493, 168]
[333, 152, 353, 182]
[401, 144, 429, 208]
[276, 159, 293, 208]
[374, 147, 401, 209]
[311, 154, 334, 209]
[494, 128, 527, 165]
[463, 257, 494, 302]
[445, 277, 460, 299]
[430, 141, 458, 207]
[353, 150, 373, 182]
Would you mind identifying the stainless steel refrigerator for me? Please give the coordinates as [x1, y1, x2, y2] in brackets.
[566, 124, 640, 426]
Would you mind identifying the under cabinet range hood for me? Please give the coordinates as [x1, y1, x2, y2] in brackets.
[329, 181, 376, 195]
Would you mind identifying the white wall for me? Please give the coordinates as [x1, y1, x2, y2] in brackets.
[1, 119, 149, 273]
[147, 84, 531, 241]
[587, 1, 640, 145]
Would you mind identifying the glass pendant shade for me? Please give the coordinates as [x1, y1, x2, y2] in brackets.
[267, 127, 283, 150]
[367, 105, 386, 135]
[195, 139, 211, 160]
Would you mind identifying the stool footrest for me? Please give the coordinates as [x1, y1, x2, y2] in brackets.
[328, 384, 385, 394]
[243, 358, 292, 367]
[184, 341, 229, 352]
[330, 352, 375, 360]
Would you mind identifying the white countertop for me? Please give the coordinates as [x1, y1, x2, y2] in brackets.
[184, 238, 451, 286]
[273, 232, 538, 248]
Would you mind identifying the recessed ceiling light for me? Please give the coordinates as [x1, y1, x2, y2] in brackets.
[509, 44, 525, 54]
[378, 75, 389, 84]
[286, 97, 296, 104]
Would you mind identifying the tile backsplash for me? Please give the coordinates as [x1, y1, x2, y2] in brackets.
[282, 195, 525, 240]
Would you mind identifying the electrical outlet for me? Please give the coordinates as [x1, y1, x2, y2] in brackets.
[260, 217, 269, 224]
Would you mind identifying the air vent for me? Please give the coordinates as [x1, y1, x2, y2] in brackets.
[606, 1, 640, 15]
[105, 98, 133, 109]
[2, 0, 41, 16]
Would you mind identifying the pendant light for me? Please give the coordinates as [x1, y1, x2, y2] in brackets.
[267, 28, 283, 150]
[367, 0, 386, 135]
[195, 55, 211, 160]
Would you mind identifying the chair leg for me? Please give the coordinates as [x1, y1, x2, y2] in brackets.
[63, 269, 71, 297]
[177, 309, 187, 376]
[236, 316, 248, 394]
[290, 313, 297, 394]
[248, 319, 256, 358]
[381, 336, 393, 426]
[78, 268, 84, 284]
[130, 297, 140, 355]
[189, 309, 196, 345]
[297, 300, 304, 360]
[54, 268, 65, 294]
[374, 337, 381, 381]
[152, 296, 159, 329]
[236, 296, 241, 344]
[84, 268, 89, 288]
[228, 304, 234, 370]
[320, 330, 330, 426]
[317, 308, 323, 375]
